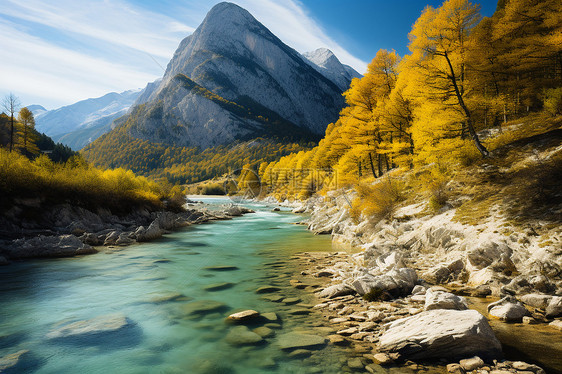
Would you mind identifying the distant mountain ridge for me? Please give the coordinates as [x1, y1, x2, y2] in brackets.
[302, 48, 362, 91]
[32, 90, 140, 150]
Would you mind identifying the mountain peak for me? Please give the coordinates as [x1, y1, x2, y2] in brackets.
[303, 48, 362, 91]
[202, 2, 256, 29]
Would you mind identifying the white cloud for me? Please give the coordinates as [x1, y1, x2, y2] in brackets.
[0, 22, 157, 108]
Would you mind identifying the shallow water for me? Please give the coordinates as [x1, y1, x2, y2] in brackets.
[0, 198, 349, 374]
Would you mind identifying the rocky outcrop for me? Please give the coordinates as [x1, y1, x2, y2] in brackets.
[0, 202, 251, 261]
[6, 235, 96, 259]
[379, 309, 502, 360]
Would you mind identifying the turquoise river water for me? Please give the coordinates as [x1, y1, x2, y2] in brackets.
[0, 198, 352, 374]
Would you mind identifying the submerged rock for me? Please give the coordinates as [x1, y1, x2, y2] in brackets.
[181, 300, 227, 316]
[379, 309, 502, 360]
[203, 265, 239, 271]
[225, 326, 264, 345]
[277, 333, 327, 351]
[0, 350, 30, 372]
[256, 285, 282, 294]
[227, 310, 260, 322]
[203, 282, 235, 291]
[46, 313, 131, 340]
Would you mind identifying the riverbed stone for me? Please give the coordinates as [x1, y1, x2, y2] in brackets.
[256, 285, 282, 294]
[253, 326, 275, 338]
[46, 313, 131, 340]
[365, 363, 387, 374]
[147, 292, 189, 303]
[288, 349, 312, 358]
[378, 309, 502, 360]
[487, 296, 529, 322]
[261, 312, 279, 322]
[180, 300, 227, 316]
[549, 319, 562, 331]
[318, 284, 355, 299]
[546, 296, 562, 318]
[520, 293, 552, 309]
[283, 297, 301, 305]
[460, 356, 485, 371]
[227, 310, 260, 322]
[0, 350, 30, 372]
[424, 289, 468, 311]
[203, 265, 239, 271]
[351, 268, 417, 298]
[203, 282, 235, 292]
[347, 357, 364, 369]
[225, 326, 264, 346]
[277, 333, 327, 351]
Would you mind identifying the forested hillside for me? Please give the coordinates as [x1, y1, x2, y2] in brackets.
[259, 0, 561, 205]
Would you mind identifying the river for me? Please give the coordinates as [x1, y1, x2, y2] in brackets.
[0, 198, 351, 374]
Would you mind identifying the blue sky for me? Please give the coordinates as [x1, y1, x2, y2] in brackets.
[0, 0, 498, 110]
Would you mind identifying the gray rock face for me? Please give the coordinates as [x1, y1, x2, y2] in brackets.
[46, 314, 131, 340]
[379, 309, 502, 360]
[120, 2, 348, 150]
[520, 293, 552, 309]
[7, 235, 96, 258]
[424, 289, 468, 311]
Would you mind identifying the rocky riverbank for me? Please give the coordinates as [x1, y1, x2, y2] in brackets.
[288, 250, 560, 374]
[0, 199, 253, 263]
[262, 189, 562, 372]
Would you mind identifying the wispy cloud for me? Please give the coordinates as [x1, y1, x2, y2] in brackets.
[0, 0, 366, 109]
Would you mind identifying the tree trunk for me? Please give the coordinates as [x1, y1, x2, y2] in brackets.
[9, 114, 14, 152]
[444, 52, 489, 157]
[368, 152, 377, 178]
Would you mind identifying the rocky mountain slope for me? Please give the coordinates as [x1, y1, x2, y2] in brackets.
[86, 2, 354, 152]
[33, 90, 140, 150]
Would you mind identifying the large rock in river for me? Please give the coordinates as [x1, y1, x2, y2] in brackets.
[379, 309, 502, 360]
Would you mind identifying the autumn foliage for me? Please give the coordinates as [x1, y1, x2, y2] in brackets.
[259, 0, 561, 211]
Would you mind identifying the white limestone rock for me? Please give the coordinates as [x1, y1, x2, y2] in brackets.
[379, 309, 502, 360]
